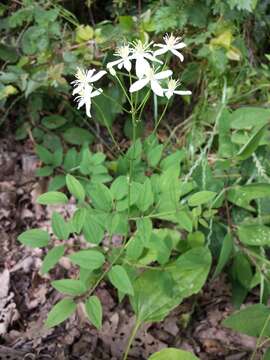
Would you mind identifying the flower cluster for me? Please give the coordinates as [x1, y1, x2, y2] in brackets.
[71, 68, 106, 117]
[71, 34, 191, 117]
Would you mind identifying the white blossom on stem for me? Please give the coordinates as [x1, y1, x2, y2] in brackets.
[106, 45, 133, 76]
[164, 79, 191, 99]
[130, 40, 162, 78]
[71, 67, 106, 95]
[74, 84, 103, 118]
[129, 67, 172, 97]
[154, 34, 186, 61]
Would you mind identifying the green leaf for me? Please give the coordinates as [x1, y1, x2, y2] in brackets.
[41, 115, 67, 129]
[108, 265, 134, 296]
[37, 191, 68, 205]
[35, 144, 53, 165]
[111, 176, 129, 200]
[85, 296, 102, 329]
[213, 233, 233, 277]
[0, 44, 19, 63]
[238, 224, 270, 246]
[66, 174, 85, 202]
[136, 178, 154, 212]
[236, 124, 267, 161]
[18, 229, 50, 248]
[86, 183, 112, 211]
[83, 213, 104, 245]
[52, 212, 70, 240]
[63, 148, 79, 171]
[45, 298, 76, 328]
[178, 210, 193, 232]
[130, 270, 177, 323]
[41, 245, 65, 274]
[263, 348, 270, 360]
[126, 138, 142, 162]
[230, 107, 270, 130]
[52, 279, 86, 296]
[63, 127, 94, 145]
[48, 175, 66, 191]
[148, 348, 199, 360]
[227, 183, 270, 211]
[188, 191, 216, 207]
[222, 304, 270, 337]
[233, 253, 252, 289]
[36, 166, 53, 177]
[136, 217, 152, 245]
[147, 144, 164, 167]
[160, 150, 185, 171]
[126, 234, 144, 261]
[72, 208, 87, 234]
[167, 247, 212, 298]
[69, 250, 105, 270]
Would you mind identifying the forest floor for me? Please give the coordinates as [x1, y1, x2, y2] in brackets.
[0, 134, 261, 360]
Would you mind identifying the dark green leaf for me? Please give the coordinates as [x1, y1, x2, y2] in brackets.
[108, 265, 134, 296]
[42, 115, 67, 129]
[188, 191, 216, 207]
[222, 304, 270, 337]
[52, 279, 86, 296]
[66, 174, 85, 202]
[18, 229, 50, 248]
[41, 245, 65, 274]
[52, 212, 70, 240]
[63, 127, 94, 145]
[148, 348, 199, 360]
[213, 233, 233, 277]
[85, 296, 102, 329]
[236, 124, 267, 161]
[37, 191, 68, 205]
[238, 224, 270, 246]
[69, 250, 105, 270]
[45, 298, 76, 328]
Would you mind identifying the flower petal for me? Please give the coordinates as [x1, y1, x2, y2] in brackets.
[144, 53, 163, 64]
[171, 48, 184, 61]
[108, 67, 116, 76]
[165, 90, 173, 99]
[72, 84, 84, 95]
[154, 70, 173, 80]
[174, 42, 186, 50]
[85, 98, 92, 117]
[129, 78, 149, 93]
[107, 59, 122, 68]
[153, 43, 163, 48]
[90, 88, 103, 97]
[124, 59, 132, 72]
[154, 47, 168, 56]
[135, 57, 150, 78]
[151, 80, 164, 97]
[174, 90, 192, 95]
[89, 70, 107, 82]
[86, 69, 95, 82]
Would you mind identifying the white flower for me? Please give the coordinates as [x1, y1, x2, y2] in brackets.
[71, 67, 106, 95]
[130, 40, 162, 78]
[106, 45, 132, 76]
[129, 67, 172, 97]
[74, 84, 103, 118]
[164, 79, 192, 99]
[154, 34, 186, 62]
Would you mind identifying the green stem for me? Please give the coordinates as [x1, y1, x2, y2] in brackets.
[153, 101, 169, 133]
[115, 74, 132, 107]
[92, 99, 121, 153]
[123, 320, 141, 360]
